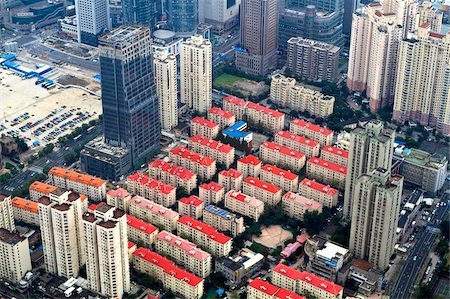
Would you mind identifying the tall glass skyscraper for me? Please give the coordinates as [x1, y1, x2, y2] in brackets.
[122, 0, 162, 28]
[165, 0, 199, 34]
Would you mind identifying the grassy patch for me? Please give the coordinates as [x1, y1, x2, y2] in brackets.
[214, 73, 245, 88]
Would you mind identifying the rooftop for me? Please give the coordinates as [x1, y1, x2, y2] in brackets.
[0, 228, 26, 245]
[128, 173, 175, 195]
[244, 176, 281, 194]
[249, 278, 306, 299]
[204, 204, 239, 220]
[149, 160, 196, 180]
[170, 146, 215, 166]
[223, 96, 246, 107]
[321, 145, 349, 159]
[282, 192, 322, 210]
[29, 181, 58, 194]
[208, 107, 235, 119]
[192, 117, 219, 129]
[200, 182, 224, 192]
[11, 196, 38, 213]
[130, 196, 179, 219]
[291, 119, 333, 136]
[261, 142, 305, 159]
[189, 134, 234, 154]
[316, 242, 349, 262]
[179, 195, 204, 207]
[238, 155, 261, 166]
[219, 168, 242, 179]
[307, 157, 347, 174]
[246, 102, 284, 118]
[49, 167, 105, 188]
[261, 164, 298, 181]
[156, 230, 211, 260]
[178, 216, 232, 245]
[276, 130, 319, 147]
[299, 178, 338, 195]
[107, 188, 130, 198]
[225, 190, 264, 208]
[126, 214, 158, 235]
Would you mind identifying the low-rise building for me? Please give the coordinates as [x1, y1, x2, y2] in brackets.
[29, 181, 58, 201]
[218, 169, 243, 192]
[11, 197, 39, 226]
[132, 248, 204, 299]
[126, 214, 158, 247]
[337, 259, 383, 297]
[299, 179, 339, 208]
[224, 190, 264, 222]
[127, 173, 176, 207]
[178, 196, 204, 219]
[129, 196, 179, 232]
[246, 102, 285, 133]
[222, 121, 253, 143]
[248, 278, 306, 299]
[203, 205, 244, 237]
[199, 182, 225, 205]
[243, 176, 282, 206]
[208, 107, 236, 130]
[275, 130, 320, 159]
[237, 155, 262, 179]
[0, 228, 32, 283]
[260, 141, 306, 172]
[320, 146, 349, 166]
[177, 216, 232, 257]
[306, 158, 347, 189]
[223, 96, 247, 119]
[261, 164, 299, 192]
[106, 188, 131, 212]
[290, 119, 333, 146]
[282, 192, 323, 221]
[155, 230, 212, 278]
[191, 117, 220, 139]
[169, 147, 217, 181]
[272, 264, 344, 299]
[149, 159, 197, 194]
[189, 135, 235, 168]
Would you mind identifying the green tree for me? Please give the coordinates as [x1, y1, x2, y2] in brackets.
[64, 153, 78, 165]
[303, 211, 327, 235]
[440, 220, 449, 240]
[176, 187, 189, 200]
[15, 138, 29, 153]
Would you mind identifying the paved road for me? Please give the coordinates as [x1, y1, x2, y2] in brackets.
[213, 33, 240, 67]
[390, 192, 449, 298]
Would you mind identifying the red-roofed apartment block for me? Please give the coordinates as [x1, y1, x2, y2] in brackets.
[243, 176, 282, 206]
[306, 157, 347, 189]
[106, 188, 131, 212]
[299, 178, 338, 208]
[320, 145, 349, 166]
[208, 107, 236, 130]
[126, 214, 159, 247]
[248, 278, 306, 299]
[275, 130, 320, 158]
[290, 119, 333, 146]
[282, 192, 323, 221]
[169, 146, 217, 181]
[178, 195, 204, 219]
[149, 160, 197, 193]
[191, 117, 220, 139]
[199, 182, 225, 205]
[224, 190, 264, 222]
[237, 155, 262, 179]
[11, 197, 39, 226]
[260, 164, 299, 192]
[218, 168, 243, 192]
[189, 134, 235, 168]
[272, 264, 343, 299]
[127, 173, 176, 207]
[260, 141, 306, 172]
[223, 96, 247, 119]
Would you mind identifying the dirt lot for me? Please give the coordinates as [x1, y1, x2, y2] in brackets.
[252, 225, 293, 249]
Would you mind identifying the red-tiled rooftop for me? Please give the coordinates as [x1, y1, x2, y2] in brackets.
[177, 216, 231, 244]
[49, 167, 105, 187]
[223, 95, 246, 106]
[261, 142, 305, 159]
[107, 188, 130, 198]
[179, 195, 204, 207]
[244, 176, 281, 194]
[246, 101, 284, 118]
[219, 168, 242, 179]
[208, 107, 235, 119]
[299, 178, 337, 195]
[249, 278, 306, 299]
[189, 134, 234, 154]
[192, 117, 219, 129]
[291, 119, 333, 136]
[321, 145, 349, 158]
[261, 164, 298, 181]
[307, 157, 347, 174]
[126, 214, 158, 235]
[149, 160, 196, 180]
[199, 182, 224, 192]
[238, 155, 261, 166]
[127, 173, 175, 195]
[276, 130, 319, 147]
[170, 146, 215, 166]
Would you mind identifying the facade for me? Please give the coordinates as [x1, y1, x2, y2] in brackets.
[320, 146, 349, 166]
[223, 96, 247, 119]
[199, 0, 241, 35]
[343, 120, 395, 218]
[155, 230, 212, 278]
[299, 178, 339, 208]
[392, 26, 450, 135]
[218, 169, 243, 192]
[282, 192, 323, 220]
[237, 155, 262, 179]
[236, 0, 278, 75]
[165, 0, 199, 34]
[246, 102, 285, 133]
[272, 264, 344, 299]
[180, 35, 212, 113]
[260, 141, 306, 172]
[208, 107, 236, 130]
[0, 194, 15, 232]
[248, 278, 306, 299]
[132, 248, 204, 299]
[261, 164, 299, 192]
[271, 74, 335, 118]
[275, 130, 320, 159]
[199, 182, 225, 205]
[29, 181, 58, 201]
[75, 0, 111, 46]
[286, 38, 340, 83]
[169, 146, 217, 181]
[127, 173, 176, 207]
[243, 176, 282, 206]
[48, 167, 106, 201]
[122, 0, 161, 28]
[153, 49, 178, 131]
[306, 157, 347, 189]
[203, 205, 244, 237]
[178, 196, 204, 219]
[349, 168, 403, 270]
[10, 197, 39, 226]
[189, 134, 235, 168]
[224, 190, 264, 222]
[128, 196, 180, 232]
[191, 117, 220, 139]
[290, 119, 333, 146]
[0, 228, 32, 283]
[343, 0, 359, 35]
[126, 214, 158, 247]
[177, 216, 232, 256]
[106, 188, 131, 213]
[82, 205, 130, 298]
[149, 159, 197, 194]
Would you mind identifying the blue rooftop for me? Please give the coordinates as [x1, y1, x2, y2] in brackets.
[223, 121, 252, 141]
[204, 205, 234, 219]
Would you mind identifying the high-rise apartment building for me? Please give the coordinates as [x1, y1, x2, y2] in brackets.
[153, 49, 178, 131]
[236, 0, 278, 75]
[83, 204, 130, 298]
[122, 0, 161, 28]
[347, 3, 403, 112]
[0, 228, 32, 283]
[180, 35, 212, 114]
[393, 26, 450, 136]
[349, 168, 403, 270]
[343, 120, 395, 218]
[165, 0, 199, 34]
[0, 194, 15, 232]
[75, 0, 111, 46]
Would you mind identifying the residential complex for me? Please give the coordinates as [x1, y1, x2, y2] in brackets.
[203, 205, 244, 237]
[177, 216, 232, 257]
[149, 160, 197, 194]
[248, 278, 306, 299]
[127, 173, 176, 207]
[106, 188, 131, 213]
[207, 107, 236, 130]
[178, 196, 204, 220]
[223, 96, 247, 120]
[306, 157, 347, 189]
[0, 194, 15, 231]
[11, 196, 39, 226]
[275, 130, 320, 159]
[29, 181, 58, 201]
[190, 117, 220, 139]
[290, 119, 333, 146]
[321, 146, 349, 166]
[126, 214, 158, 248]
[169, 147, 217, 181]
[243, 176, 282, 206]
[282, 192, 323, 221]
[237, 155, 262, 179]
[199, 182, 225, 205]
[224, 190, 265, 222]
[260, 141, 306, 172]
[299, 178, 338, 208]
[260, 164, 298, 192]
[0, 228, 32, 283]
[189, 134, 235, 168]
[271, 74, 335, 118]
[218, 169, 243, 192]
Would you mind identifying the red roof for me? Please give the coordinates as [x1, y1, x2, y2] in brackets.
[179, 195, 204, 207]
[299, 178, 337, 195]
[199, 182, 224, 192]
[107, 188, 130, 198]
[276, 130, 319, 147]
[307, 157, 347, 174]
[149, 160, 196, 180]
[429, 32, 445, 39]
[126, 214, 158, 235]
[88, 202, 106, 211]
[261, 164, 298, 181]
[238, 155, 261, 166]
[223, 96, 246, 107]
[128, 241, 136, 249]
[189, 134, 234, 154]
[133, 247, 203, 286]
[246, 102, 284, 118]
[128, 173, 176, 195]
[177, 216, 231, 244]
[291, 119, 333, 136]
[244, 176, 282, 194]
[273, 264, 343, 296]
[321, 146, 349, 159]
[192, 117, 218, 129]
[261, 142, 305, 159]
[208, 107, 235, 119]
[170, 146, 215, 166]
[219, 168, 242, 179]
[249, 278, 306, 299]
